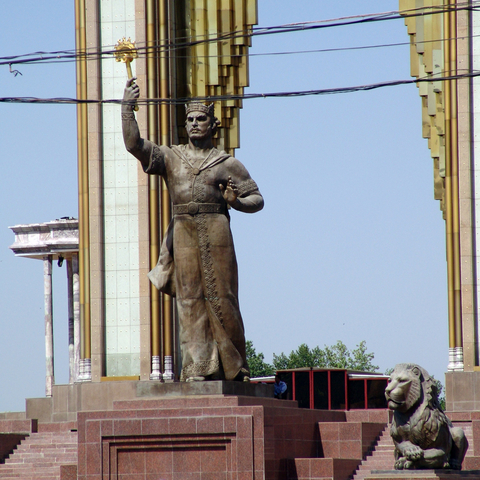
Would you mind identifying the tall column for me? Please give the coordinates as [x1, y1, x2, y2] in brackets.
[43, 255, 54, 396]
[73, 254, 80, 382]
[67, 258, 74, 383]
[76, 0, 92, 383]
[146, 0, 161, 381]
[159, 0, 174, 382]
[67, 255, 81, 383]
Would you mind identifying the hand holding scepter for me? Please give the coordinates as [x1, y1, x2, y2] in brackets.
[114, 37, 139, 111]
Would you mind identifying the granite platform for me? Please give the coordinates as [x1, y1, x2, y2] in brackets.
[25, 380, 275, 423]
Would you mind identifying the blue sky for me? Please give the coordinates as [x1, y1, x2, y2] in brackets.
[0, 1, 447, 412]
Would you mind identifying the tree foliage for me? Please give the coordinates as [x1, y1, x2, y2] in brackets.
[247, 339, 379, 378]
[433, 377, 446, 411]
[272, 340, 378, 372]
[246, 340, 275, 377]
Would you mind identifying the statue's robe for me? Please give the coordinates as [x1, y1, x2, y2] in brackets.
[144, 143, 262, 381]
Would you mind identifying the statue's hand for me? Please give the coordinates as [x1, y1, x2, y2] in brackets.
[219, 176, 238, 206]
[123, 77, 139, 110]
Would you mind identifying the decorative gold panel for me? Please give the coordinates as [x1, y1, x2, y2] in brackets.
[185, 0, 258, 154]
[399, 0, 445, 212]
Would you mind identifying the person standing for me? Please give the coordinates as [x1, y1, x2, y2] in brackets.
[274, 374, 287, 399]
[122, 78, 264, 382]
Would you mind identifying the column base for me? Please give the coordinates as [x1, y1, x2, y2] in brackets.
[448, 347, 464, 372]
[77, 359, 92, 382]
[149, 355, 163, 381]
[454, 347, 464, 371]
[163, 355, 174, 381]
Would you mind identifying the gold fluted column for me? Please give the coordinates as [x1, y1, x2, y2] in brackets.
[146, 0, 162, 380]
[398, 1, 465, 372]
[450, 0, 462, 368]
[445, 0, 463, 370]
[75, 0, 92, 381]
[159, 0, 174, 381]
[444, 0, 455, 356]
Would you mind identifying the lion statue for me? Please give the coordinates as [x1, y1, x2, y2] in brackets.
[385, 363, 467, 470]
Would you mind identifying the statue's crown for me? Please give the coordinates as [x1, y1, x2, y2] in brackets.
[185, 102, 214, 117]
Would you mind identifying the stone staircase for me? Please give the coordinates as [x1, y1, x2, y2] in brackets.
[352, 425, 394, 480]
[288, 415, 390, 480]
[0, 426, 77, 480]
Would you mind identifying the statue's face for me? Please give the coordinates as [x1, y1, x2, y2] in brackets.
[186, 111, 213, 140]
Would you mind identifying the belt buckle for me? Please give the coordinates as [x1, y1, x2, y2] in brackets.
[187, 202, 199, 215]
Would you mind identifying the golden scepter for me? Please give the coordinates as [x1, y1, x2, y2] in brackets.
[114, 37, 139, 111]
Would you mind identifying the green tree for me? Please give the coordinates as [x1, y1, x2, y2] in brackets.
[273, 340, 378, 372]
[433, 377, 446, 410]
[246, 340, 275, 377]
[347, 340, 378, 372]
[272, 344, 326, 370]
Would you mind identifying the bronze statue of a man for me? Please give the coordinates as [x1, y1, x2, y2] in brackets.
[122, 78, 264, 382]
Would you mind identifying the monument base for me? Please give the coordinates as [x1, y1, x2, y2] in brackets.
[75, 393, 377, 480]
[25, 380, 274, 423]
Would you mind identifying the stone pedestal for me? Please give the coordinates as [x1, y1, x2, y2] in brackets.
[75, 391, 349, 480]
[26, 380, 275, 422]
[446, 372, 480, 411]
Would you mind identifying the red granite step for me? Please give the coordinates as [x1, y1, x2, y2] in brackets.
[352, 425, 394, 480]
[288, 458, 361, 480]
[0, 430, 77, 480]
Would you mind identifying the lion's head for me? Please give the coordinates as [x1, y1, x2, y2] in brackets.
[385, 363, 438, 413]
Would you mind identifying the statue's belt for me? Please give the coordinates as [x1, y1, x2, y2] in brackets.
[173, 202, 225, 216]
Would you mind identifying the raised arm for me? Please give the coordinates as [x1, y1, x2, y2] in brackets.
[122, 78, 152, 169]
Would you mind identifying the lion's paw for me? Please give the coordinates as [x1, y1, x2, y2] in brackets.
[404, 445, 424, 461]
[394, 458, 407, 470]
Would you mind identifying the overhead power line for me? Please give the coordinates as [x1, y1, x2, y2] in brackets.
[1, 70, 478, 106]
[4, 32, 478, 68]
[2, 0, 479, 68]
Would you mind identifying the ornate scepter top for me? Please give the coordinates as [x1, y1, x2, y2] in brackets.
[114, 37, 138, 69]
[114, 37, 139, 111]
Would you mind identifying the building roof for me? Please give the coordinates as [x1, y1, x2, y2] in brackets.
[9, 218, 79, 260]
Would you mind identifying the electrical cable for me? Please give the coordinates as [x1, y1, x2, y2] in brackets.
[4, 33, 478, 67]
[1, 70, 478, 106]
[2, 1, 479, 67]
